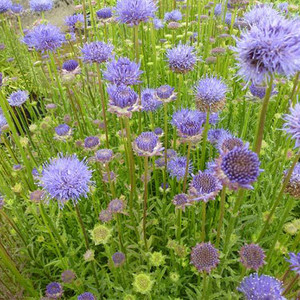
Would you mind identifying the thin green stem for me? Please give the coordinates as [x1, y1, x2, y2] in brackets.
[143, 156, 149, 251]
[216, 186, 226, 247]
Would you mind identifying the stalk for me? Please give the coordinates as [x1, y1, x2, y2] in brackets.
[283, 274, 299, 296]
[143, 156, 149, 251]
[291, 72, 299, 106]
[182, 141, 192, 192]
[216, 186, 226, 247]
[200, 111, 210, 170]
[201, 201, 206, 241]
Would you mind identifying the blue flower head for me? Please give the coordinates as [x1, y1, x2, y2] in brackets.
[283, 103, 300, 148]
[81, 41, 113, 64]
[40, 154, 92, 208]
[8, 90, 28, 107]
[97, 7, 113, 20]
[286, 252, 300, 275]
[164, 10, 182, 22]
[65, 14, 84, 30]
[0, 0, 12, 13]
[23, 24, 65, 52]
[11, 3, 23, 13]
[30, 0, 53, 12]
[141, 88, 162, 112]
[115, 0, 157, 26]
[167, 156, 193, 181]
[153, 18, 164, 29]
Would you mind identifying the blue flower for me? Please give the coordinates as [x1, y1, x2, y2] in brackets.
[166, 43, 197, 73]
[284, 162, 300, 198]
[194, 76, 227, 112]
[45, 282, 63, 299]
[81, 41, 113, 64]
[167, 156, 193, 181]
[233, 16, 300, 84]
[238, 274, 286, 300]
[78, 292, 96, 300]
[286, 252, 300, 275]
[11, 3, 23, 13]
[153, 18, 164, 29]
[104, 57, 142, 85]
[141, 88, 162, 112]
[0, 112, 7, 130]
[156, 85, 176, 102]
[249, 82, 276, 99]
[239, 244, 265, 271]
[115, 0, 157, 26]
[8, 90, 28, 107]
[164, 10, 182, 22]
[65, 14, 84, 30]
[133, 131, 163, 157]
[217, 133, 246, 153]
[29, 0, 53, 12]
[40, 154, 92, 208]
[96, 7, 113, 20]
[214, 3, 223, 17]
[0, 0, 12, 13]
[23, 24, 65, 52]
[62, 60, 79, 72]
[207, 128, 229, 145]
[283, 103, 300, 148]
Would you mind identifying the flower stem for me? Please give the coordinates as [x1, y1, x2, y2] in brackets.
[201, 201, 206, 241]
[200, 111, 210, 170]
[216, 186, 226, 248]
[253, 76, 274, 154]
[283, 274, 299, 296]
[143, 156, 149, 251]
[183, 141, 192, 193]
[291, 72, 299, 106]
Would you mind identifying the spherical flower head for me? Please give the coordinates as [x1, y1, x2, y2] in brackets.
[11, 3, 23, 13]
[133, 273, 154, 294]
[172, 193, 191, 211]
[237, 274, 286, 300]
[107, 84, 139, 118]
[149, 251, 166, 267]
[154, 127, 163, 136]
[166, 43, 197, 74]
[133, 131, 163, 157]
[81, 41, 113, 64]
[99, 209, 113, 223]
[164, 10, 182, 22]
[153, 18, 164, 29]
[84, 136, 100, 150]
[283, 103, 300, 148]
[90, 224, 111, 245]
[96, 7, 113, 20]
[112, 252, 126, 267]
[215, 147, 262, 190]
[23, 24, 65, 52]
[95, 149, 113, 163]
[61, 270, 76, 283]
[249, 82, 276, 99]
[46, 282, 63, 299]
[233, 17, 300, 84]
[77, 292, 96, 300]
[8, 90, 28, 107]
[214, 3, 223, 16]
[239, 244, 266, 270]
[141, 88, 162, 112]
[65, 14, 84, 30]
[115, 0, 157, 26]
[194, 76, 227, 112]
[30, 190, 45, 203]
[217, 133, 245, 153]
[156, 85, 176, 103]
[102, 171, 117, 183]
[40, 154, 92, 208]
[207, 128, 229, 145]
[104, 57, 143, 86]
[286, 252, 300, 274]
[108, 198, 125, 213]
[172, 109, 204, 143]
[54, 124, 72, 140]
[30, 0, 53, 12]
[284, 163, 300, 198]
[189, 170, 222, 202]
[0, 0, 12, 13]
[244, 4, 281, 26]
[191, 242, 219, 273]
[167, 156, 193, 181]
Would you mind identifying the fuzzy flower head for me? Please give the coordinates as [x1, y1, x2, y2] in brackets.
[54, 124, 72, 141]
[30, 0, 53, 12]
[217, 133, 245, 153]
[46, 282, 63, 299]
[62, 59, 79, 72]
[166, 43, 197, 74]
[189, 170, 222, 202]
[172, 193, 192, 211]
[191, 242, 219, 273]
[172, 109, 204, 143]
[115, 0, 157, 26]
[8, 90, 28, 107]
[284, 163, 300, 198]
[239, 244, 266, 270]
[153, 18, 164, 29]
[155, 85, 177, 103]
[194, 76, 227, 112]
[233, 17, 300, 84]
[107, 84, 139, 118]
[112, 252, 126, 267]
[95, 149, 114, 164]
[11, 3, 23, 13]
[99, 209, 113, 223]
[207, 128, 229, 145]
[164, 10, 182, 22]
[237, 274, 286, 300]
[283, 103, 300, 148]
[141, 88, 162, 111]
[286, 252, 300, 275]
[0, 0, 12, 13]
[61, 270, 76, 284]
[108, 198, 126, 213]
[81, 41, 113, 64]
[96, 7, 113, 21]
[167, 156, 193, 181]
[213, 147, 262, 190]
[77, 292, 96, 300]
[65, 14, 84, 31]
[40, 154, 92, 208]
[23, 24, 65, 52]
[104, 57, 142, 86]
[90, 224, 111, 245]
[133, 273, 154, 294]
[249, 82, 276, 99]
[133, 131, 163, 157]
[84, 136, 100, 150]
